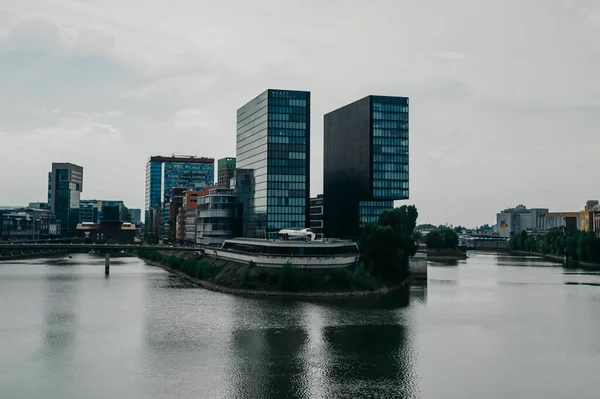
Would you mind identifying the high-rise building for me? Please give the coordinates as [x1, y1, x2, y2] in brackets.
[50, 163, 83, 236]
[323, 95, 409, 239]
[236, 89, 310, 238]
[217, 157, 236, 188]
[144, 155, 214, 241]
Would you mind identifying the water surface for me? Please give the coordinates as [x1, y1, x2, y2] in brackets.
[1, 252, 599, 398]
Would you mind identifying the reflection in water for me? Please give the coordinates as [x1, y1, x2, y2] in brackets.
[3, 253, 600, 398]
[322, 324, 417, 398]
[42, 275, 78, 355]
[228, 299, 308, 398]
[230, 327, 308, 398]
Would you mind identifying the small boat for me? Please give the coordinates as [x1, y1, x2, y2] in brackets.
[68, 255, 73, 259]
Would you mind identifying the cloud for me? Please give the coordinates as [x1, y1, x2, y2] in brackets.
[173, 109, 213, 128]
[586, 8, 600, 23]
[438, 51, 468, 60]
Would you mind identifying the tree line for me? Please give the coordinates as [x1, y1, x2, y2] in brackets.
[510, 229, 600, 263]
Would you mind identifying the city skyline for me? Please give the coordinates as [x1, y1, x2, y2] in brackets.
[1, 1, 599, 227]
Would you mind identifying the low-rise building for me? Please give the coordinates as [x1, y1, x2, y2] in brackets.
[309, 195, 324, 239]
[496, 205, 549, 238]
[196, 188, 236, 246]
[1, 208, 61, 240]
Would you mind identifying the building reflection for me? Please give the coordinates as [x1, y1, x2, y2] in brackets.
[227, 298, 309, 398]
[321, 323, 417, 398]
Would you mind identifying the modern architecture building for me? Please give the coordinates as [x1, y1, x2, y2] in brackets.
[28, 202, 49, 210]
[323, 95, 409, 239]
[50, 163, 83, 236]
[196, 187, 236, 246]
[80, 200, 125, 223]
[309, 195, 324, 239]
[1, 208, 60, 240]
[594, 208, 600, 238]
[217, 157, 236, 188]
[236, 89, 310, 238]
[128, 208, 142, 226]
[145, 155, 214, 241]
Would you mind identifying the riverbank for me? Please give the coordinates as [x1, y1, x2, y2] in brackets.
[0, 249, 70, 261]
[427, 247, 468, 261]
[132, 250, 408, 298]
[512, 250, 600, 269]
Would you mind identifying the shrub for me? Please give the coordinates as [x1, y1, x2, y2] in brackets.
[278, 263, 298, 291]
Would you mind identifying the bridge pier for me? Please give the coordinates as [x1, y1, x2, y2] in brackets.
[105, 253, 110, 276]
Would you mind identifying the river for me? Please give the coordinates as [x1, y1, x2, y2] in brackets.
[0, 252, 599, 398]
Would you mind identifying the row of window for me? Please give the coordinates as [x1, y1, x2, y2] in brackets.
[373, 103, 409, 112]
[373, 145, 409, 155]
[269, 182, 306, 190]
[268, 197, 305, 206]
[270, 166, 307, 175]
[268, 158, 306, 168]
[269, 128, 307, 137]
[268, 143, 306, 151]
[267, 150, 307, 160]
[268, 136, 306, 144]
[268, 214, 306, 223]
[268, 206, 305, 214]
[373, 180, 409, 189]
[267, 106, 307, 115]
[373, 189, 409, 199]
[269, 121, 307, 130]
[373, 171, 409, 180]
[373, 120, 408, 129]
[267, 221, 304, 230]
[373, 162, 409, 172]
[373, 128, 409, 138]
[269, 98, 307, 107]
[267, 189, 305, 198]
[373, 112, 409, 121]
[373, 137, 408, 146]
[269, 113, 307, 122]
[373, 154, 409, 164]
[268, 173, 306, 182]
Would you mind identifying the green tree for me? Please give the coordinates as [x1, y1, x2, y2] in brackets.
[425, 226, 459, 249]
[359, 205, 419, 283]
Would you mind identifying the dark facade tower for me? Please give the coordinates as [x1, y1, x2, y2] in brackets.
[50, 162, 83, 236]
[236, 89, 310, 238]
[217, 157, 236, 188]
[324, 95, 409, 239]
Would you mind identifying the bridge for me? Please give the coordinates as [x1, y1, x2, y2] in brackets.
[0, 243, 202, 252]
[0, 243, 204, 276]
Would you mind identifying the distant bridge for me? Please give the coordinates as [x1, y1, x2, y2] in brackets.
[0, 243, 202, 254]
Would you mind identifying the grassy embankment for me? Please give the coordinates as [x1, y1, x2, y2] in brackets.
[132, 249, 380, 293]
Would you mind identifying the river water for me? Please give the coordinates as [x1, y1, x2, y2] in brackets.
[0, 252, 599, 398]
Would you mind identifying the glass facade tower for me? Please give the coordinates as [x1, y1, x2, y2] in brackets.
[324, 95, 409, 239]
[50, 163, 83, 236]
[236, 89, 310, 238]
[144, 156, 214, 240]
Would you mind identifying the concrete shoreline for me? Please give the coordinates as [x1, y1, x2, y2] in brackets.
[139, 257, 409, 298]
[512, 250, 600, 269]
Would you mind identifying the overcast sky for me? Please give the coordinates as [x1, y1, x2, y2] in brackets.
[0, 0, 598, 227]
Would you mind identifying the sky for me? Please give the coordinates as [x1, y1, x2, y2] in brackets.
[0, 0, 599, 227]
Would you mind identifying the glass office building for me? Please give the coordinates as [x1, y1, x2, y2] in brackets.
[144, 156, 214, 239]
[217, 157, 236, 188]
[50, 163, 83, 236]
[236, 89, 310, 238]
[324, 95, 409, 239]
